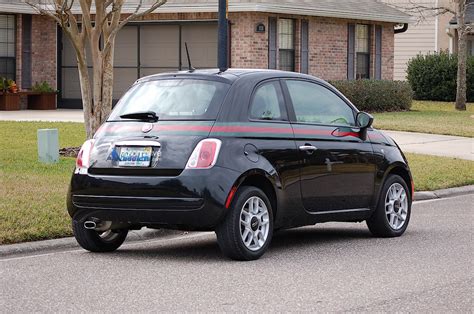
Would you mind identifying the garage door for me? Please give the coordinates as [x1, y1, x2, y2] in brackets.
[59, 22, 218, 108]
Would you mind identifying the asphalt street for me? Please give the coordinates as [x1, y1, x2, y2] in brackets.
[1, 194, 473, 312]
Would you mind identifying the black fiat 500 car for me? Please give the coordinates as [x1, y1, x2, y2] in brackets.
[68, 69, 413, 260]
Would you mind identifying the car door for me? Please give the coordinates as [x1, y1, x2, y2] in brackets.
[282, 79, 376, 213]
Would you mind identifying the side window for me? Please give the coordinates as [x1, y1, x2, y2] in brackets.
[286, 80, 355, 126]
[249, 82, 285, 121]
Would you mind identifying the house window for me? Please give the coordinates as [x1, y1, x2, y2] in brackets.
[278, 19, 295, 72]
[356, 24, 370, 79]
[0, 14, 15, 81]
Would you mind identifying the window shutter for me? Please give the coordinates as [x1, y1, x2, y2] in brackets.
[268, 17, 277, 69]
[301, 20, 309, 74]
[375, 25, 382, 80]
[347, 24, 355, 80]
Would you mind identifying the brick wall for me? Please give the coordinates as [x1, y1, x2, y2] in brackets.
[31, 15, 57, 89]
[307, 17, 348, 80]
[226, 13, 395, 80]
[381, 23, 394, 80]
[16, 11, 395, 97]
[226, 12, 269, 69]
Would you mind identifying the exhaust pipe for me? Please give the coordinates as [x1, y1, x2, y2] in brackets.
[84, 221, 97, 230]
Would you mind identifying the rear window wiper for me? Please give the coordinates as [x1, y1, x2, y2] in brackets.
[120, 111, 159, 122]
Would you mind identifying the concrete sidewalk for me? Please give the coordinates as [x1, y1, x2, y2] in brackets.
[1, 109, 472, 160]
[384, 130, 473, 161]
[0, 109, 84, 122]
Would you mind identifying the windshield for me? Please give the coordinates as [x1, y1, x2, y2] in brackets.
[109, 79, 230, 121]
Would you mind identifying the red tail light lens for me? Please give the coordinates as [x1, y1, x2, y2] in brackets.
[75, 139, 95, 174]
[186, 139, 222, 169]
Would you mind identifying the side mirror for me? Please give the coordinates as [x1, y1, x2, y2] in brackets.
[356, 112, 374, 141]
[356, 112, 374, 129]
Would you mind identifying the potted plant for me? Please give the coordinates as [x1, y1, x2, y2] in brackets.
[0, 78, 21, 111]
[28, 81, 58, 110]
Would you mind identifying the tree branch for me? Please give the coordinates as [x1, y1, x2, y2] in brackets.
[117, 0, 167, 29]
[25, 0, 62, 24]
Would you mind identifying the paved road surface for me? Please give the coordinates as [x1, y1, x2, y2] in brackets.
[1, 194, 472, 312]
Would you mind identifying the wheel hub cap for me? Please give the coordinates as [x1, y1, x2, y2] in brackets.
[240, 196, 270, 251]
[385, 183, 408, 230]
[250, 217, 259, 231]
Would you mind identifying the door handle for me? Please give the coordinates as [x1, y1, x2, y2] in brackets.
[299, 145, 318, 153]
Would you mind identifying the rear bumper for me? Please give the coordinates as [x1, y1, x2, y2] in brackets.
[67, 166, 240, 230]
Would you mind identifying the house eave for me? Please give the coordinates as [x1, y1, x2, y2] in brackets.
[0, 4, 37, 14]
[2, 2, 411, 24]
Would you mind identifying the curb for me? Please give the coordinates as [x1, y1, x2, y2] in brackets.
[414, 185, 474, 201]
[2, 185, 472, 258]
[0, 228, 185, 258]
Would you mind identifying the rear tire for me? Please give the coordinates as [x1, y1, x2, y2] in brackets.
[72, 218, 128, 252]
[367, 174, 411, 237]
[216, 186, 274, 261]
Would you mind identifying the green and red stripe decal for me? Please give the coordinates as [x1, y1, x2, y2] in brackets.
[96, 121, 385, 141]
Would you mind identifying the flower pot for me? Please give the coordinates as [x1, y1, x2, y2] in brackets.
[27, 92, 57, 110]
[0, 92, 21, 110]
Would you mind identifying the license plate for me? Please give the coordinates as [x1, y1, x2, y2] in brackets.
[118, 146, 153, 167]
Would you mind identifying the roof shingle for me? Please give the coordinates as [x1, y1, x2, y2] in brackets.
[2, 0, 411, 23]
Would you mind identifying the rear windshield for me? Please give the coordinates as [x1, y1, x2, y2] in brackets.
[109, 79, 230, 121]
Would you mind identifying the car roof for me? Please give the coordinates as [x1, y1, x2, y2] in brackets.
[136, 68, 326, 85]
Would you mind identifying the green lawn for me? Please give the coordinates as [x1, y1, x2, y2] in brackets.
[0, 121, 85, 244]
[373, 101, 474, 137]
[406, 153, 474, 191]
[0, 121, 473, 244]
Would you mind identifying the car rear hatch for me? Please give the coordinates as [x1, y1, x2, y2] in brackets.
[88, 120, 215, 177]
[86, 77, 230, 177]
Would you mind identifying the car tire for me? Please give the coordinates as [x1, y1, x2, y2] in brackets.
[72, 218, 128, 252]
[216, 186, 274, 261]
[367, 174, 411, 237]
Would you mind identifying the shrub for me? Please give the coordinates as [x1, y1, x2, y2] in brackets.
[32, 81, 57, 93]
[407, 51, 474, 102]
[329, 80, 413, 112]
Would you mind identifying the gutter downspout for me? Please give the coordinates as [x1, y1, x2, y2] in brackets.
[394, 23, 409, 34]
[446, 28, 454, 54]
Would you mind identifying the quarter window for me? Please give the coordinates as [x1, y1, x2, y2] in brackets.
[249, 82, 285, 121]
[0, 14, 15, 81]
[286, 80, 355, 126]
[356, 24, 370, 79]
[278, 19, 295, 72]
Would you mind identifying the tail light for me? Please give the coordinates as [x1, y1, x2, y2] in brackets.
[75, 139, 95, 174]
[186, 139, 222, 169]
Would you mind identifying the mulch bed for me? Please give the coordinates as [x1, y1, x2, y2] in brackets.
[59, 147, 80, 158]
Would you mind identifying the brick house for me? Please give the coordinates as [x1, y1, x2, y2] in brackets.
[0, 0, 410, 109]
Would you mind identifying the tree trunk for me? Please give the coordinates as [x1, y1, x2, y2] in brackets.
[455, 0, 467, 111]
[100, 41, 116, 128]
[76, 55, 95, 139]
[86, 39, 116, 139]
[456, 33, 467, 111]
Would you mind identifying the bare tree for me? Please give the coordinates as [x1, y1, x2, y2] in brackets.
[398, 0, 472, 111]
[26, 0, 167, 138]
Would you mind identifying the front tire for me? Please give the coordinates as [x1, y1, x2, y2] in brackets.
[72, 218, 128, 252]
[367, 174, 411, 237]
[216, 186, 274, 261]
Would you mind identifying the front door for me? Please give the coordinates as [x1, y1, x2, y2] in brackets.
[283, 79, 376, 212]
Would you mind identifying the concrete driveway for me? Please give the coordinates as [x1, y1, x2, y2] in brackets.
[1, 194, 472, 312]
